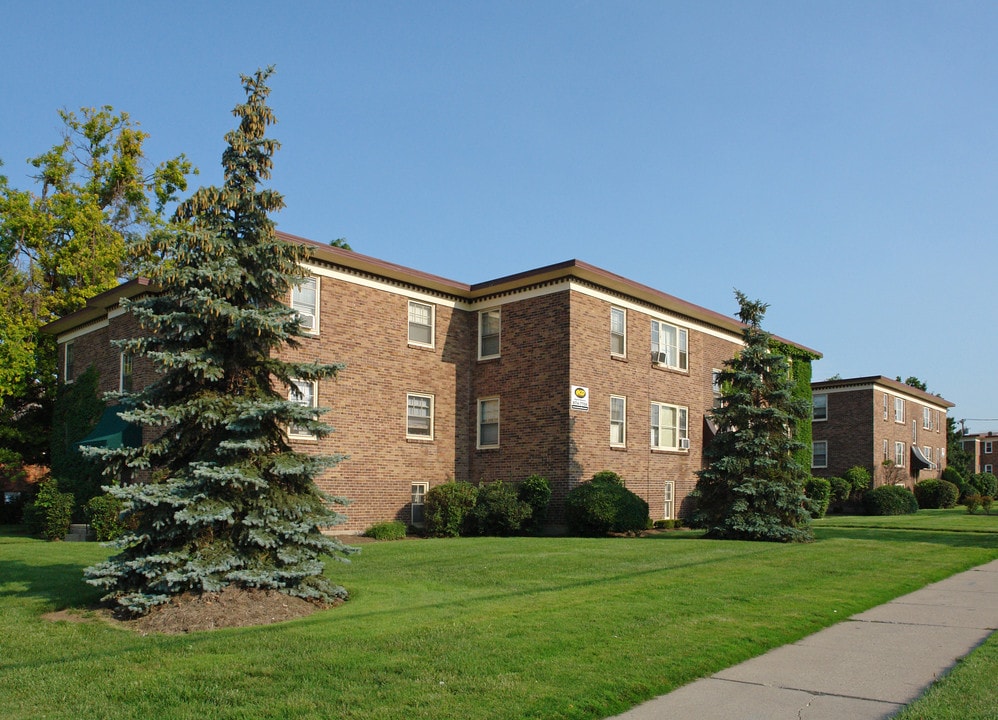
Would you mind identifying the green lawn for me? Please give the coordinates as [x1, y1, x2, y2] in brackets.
[2, 512, 997, 720]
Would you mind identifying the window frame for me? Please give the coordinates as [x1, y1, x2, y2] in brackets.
[663, 480, 675, 520]
[477, 397, 500, 449]
[64, 341, 75, 383]
[408, 300, 435, 348]
[650, 320, 688, 371]
[922, 407, 933, 430]
[478, 308, 501, 360]
[812, 394, 828, 422]
[406, 392, 434, 440]
[986, 464, 994, 474]
[291, 275, 320, 335]
[288, 379, 318, 440]
[610, 306, 626, 357]
[894, 397, 905, 424]
[411, 482, 428, 527]
[883, 393, 889, 420]
[894, 441, 906, 467]
[812, 440, 828, 469]
[650, 402, 689, 451]
[119, 352, 134, 393]
[610, 395, 626, 447]
[986, 441, 994, 455]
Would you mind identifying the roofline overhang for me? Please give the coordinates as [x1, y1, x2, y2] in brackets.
[40, 277, 156, 337]
[811, 375, 955, 409]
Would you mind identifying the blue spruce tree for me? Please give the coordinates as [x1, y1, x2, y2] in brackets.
[85, 68, 355, 615]
[691, 291, 813, 542]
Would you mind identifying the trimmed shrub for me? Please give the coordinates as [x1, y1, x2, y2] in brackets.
[363, 520, 407, 541]
[969, 473, 998, 499]
[803, 477, 831, 519]
[864, 485, 918, 516]
[518, 474, 552, 533]
[843, 466, 872, 498]
[564, 472, 649, 537]
[23, 478, 75, 541]
[468, 480, 532, 536]
[828, 477, 851, 504]
[653, 519, 683, 529]
[941, 466, 964, 488]
[914, 479, 960, 510]
[84, 493, 126, 541]
[966, 494, 983, 514]
[424, 481, 478, 538]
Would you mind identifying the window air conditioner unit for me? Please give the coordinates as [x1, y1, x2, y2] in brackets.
[653, 351, 668, 365]
[679, 437, 691, 450]
[299, 312, 315, 331]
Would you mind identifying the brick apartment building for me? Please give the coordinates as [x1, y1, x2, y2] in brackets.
[810, 376, 954, 488]
[44, 231, 819, 533]
[962, 432, 998, 475]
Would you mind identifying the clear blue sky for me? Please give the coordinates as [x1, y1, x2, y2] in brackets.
[3, 1, 996, 432]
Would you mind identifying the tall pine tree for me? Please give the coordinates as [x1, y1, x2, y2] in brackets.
[85, 67, 354, 615]
[691, 291, 813, 542]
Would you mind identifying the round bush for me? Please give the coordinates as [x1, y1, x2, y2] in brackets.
[827, 477, 851, 504]
[913, 479, 960, 510]
[941, 466, 964, 487]
[843, 466, 872, 497]
[424, 481, 478, 538]
[84, 493, 126, 541]
[565, 473, 649, 537]
[803, 477, 831, 519]
[468, 480, 532, 536]
[864, 484, 918, 516]
[363, 520, 407, 541]
[970, 473, 998, 499]
[518, 474, 552, 533]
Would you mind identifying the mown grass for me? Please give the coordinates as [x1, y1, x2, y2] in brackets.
[2, 512, 997, 720]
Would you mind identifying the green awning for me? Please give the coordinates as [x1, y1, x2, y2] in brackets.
[75, 405, 142, 450]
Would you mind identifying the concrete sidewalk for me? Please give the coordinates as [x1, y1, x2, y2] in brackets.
[607, 559, 998, 720]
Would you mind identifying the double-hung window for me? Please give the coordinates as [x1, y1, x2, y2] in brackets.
[922, 407, 933, 430]
[406, 393, 433, 439]
[883, 393, 889, 420]
[650, 402, 688, 450]
[894, 397, 905, 424]
[812, 441, 828, 469]
[812, 394, 828, 421]
[986, 441, 994, 455]
[610, 307, 626, 356]
[411, 483, 428, 526]
[64, 341, 76, 382]
[408, 301, 434, 347]
[292, 276, 319, 334]
[479, 309, 501, 359]
[477, 397, 500, 448]
[651, 320, 688, 371]
[288, 379, 318, 439]
[894, 441, 905, 467]
[610, 395, 626, 446]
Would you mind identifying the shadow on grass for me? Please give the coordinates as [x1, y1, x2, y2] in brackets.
[814, 526, 998, 550]
[0, 557, 105, 610]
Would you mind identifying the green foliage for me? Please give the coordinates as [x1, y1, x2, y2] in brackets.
[691, 291, 813, 542]
[363, 521, 407, 541]
[23, 478, 75, 540]
[83, 69, 353, 616]
[965, 494, 983, 514]
[864, 485, 919, 516]
[843, 466, 872, 497]
[969, 473, 998, 498]
[564, 472, 650, 537]
[803, 477, 831, 519]
[914, 479, 960, 510]
[653, 519, 684, 529]
[941, 465, 964, 488]
[49, 364, 105, 514]
[517, 474, 551, 533]
[84, 493, 126, 541]
[983, 496, 994, 515]
[828, 477, 851, 504]
[468, 480, 533, 536]
[424, 481, 478, 537]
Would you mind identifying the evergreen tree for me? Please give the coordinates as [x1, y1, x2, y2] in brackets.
[691, 291, 813, 542]
[85, 68, 355, 616]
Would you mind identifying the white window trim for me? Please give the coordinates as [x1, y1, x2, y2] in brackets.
[894, 397, 905, 424]
[986, 442, 994, 455]
[478, 309, 501, 360]
[922, 407, 932, 430]
[408, 300, 435, 349]
[985, 464, 994, 474]
[812, 394, 828, 422]
[610, 395, 626, 447]
[291, 276, 320, 336]
[650, 402, 689, 451]
[883, 393, 889, 420]
[477, 397, 500, 449]
[288, 379, 318, 440]
[610, 306, 626, 357]
[650, 320, 688, 371]
[895, 441, 905, 467]
[812, 440, 828, 469]
[663, 480, 675, 520]
[883, 439, 889, 461]
[406, 392, 434, 440]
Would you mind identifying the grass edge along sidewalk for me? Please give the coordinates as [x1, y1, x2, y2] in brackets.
[2, 509, 997, 719]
